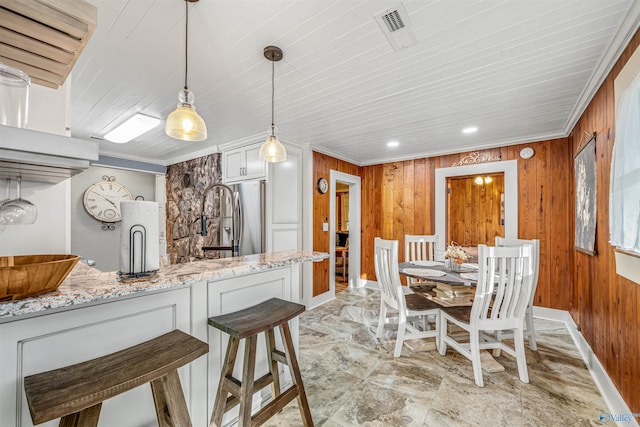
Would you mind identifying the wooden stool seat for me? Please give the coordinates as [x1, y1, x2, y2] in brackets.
[208, 297, 313, 427]
[24, 329, 208, 426]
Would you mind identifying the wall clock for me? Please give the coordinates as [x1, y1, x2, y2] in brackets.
[83, 177, 133, 223]
[317, 177, 329, 194]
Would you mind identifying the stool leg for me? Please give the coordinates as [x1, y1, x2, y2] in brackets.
[59, 403, 101, 427]
[238, 335, 258, 427]
[265, 328, 281, 400]
[279, 322, 314, 427]
[211, 336, 240, 427]
[150, 369, 192, 427]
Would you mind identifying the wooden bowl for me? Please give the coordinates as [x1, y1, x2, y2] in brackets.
[0, 254, 80, 301]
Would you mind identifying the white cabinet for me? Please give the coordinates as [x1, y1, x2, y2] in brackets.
[0, 287, 192, 427]
[222, 142, 266, 184]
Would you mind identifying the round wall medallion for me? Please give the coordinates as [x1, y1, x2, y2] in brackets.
[317, 178, 328, 194]
[519, 147, 535, 159]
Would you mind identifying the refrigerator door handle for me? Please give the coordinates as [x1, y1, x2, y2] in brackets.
[233, 191, 242, 256]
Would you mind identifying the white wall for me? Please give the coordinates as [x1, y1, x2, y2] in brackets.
[0, 180, 70, 255]
[0, 81, 71, 255]
[70, 166, 157, 272]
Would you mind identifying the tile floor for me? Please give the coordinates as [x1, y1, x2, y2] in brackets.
[264, 287, 608, 426]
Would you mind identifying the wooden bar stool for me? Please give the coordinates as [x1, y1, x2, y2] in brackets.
[23, 329, 208, 427]
[208, 297, 313, 427]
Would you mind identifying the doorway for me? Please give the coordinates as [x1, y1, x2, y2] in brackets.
[446, 172, 505, 261]
[435, 160, 518, 257]
[329, 171, 361, 297]
[335, 182, 350, 293]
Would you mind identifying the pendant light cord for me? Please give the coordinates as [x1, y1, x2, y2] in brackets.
[271, 59, 275, 127]
[184, 0, 189, 91]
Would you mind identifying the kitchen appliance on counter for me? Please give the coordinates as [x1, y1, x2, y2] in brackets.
[200, 180, 265, 257]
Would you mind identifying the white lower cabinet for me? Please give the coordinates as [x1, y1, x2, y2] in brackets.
[0, 265, 301, 427]
[0, 287, 192, 427]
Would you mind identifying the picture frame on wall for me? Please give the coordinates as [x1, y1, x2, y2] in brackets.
[574, 133, 597, 255]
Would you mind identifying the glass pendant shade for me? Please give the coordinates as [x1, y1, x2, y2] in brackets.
[260, 125, 286, 162]
[165, 89, 207, 141]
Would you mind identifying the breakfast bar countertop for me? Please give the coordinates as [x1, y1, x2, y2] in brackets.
[0, 250, 328, 322]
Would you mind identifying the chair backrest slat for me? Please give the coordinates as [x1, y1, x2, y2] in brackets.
[472, 244, 532, 323]
[374, 237, 405, 312]
[495, 237, 540, 307]
[404, 235, 438, 262]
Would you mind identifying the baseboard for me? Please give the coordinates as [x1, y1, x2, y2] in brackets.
[532, 306, 638, 427]
[363, 280, 379, 290]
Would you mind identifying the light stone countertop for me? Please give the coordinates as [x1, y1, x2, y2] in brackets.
[0, 250, 328, 322]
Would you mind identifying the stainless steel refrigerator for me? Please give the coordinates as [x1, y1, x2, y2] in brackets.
[201, 180, 265, 257]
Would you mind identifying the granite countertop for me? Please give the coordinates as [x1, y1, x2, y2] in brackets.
[0, 250, 328, 321]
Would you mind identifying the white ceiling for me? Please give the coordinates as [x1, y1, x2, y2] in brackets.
[69, 0, 640, 166]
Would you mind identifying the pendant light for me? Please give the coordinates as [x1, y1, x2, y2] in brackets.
[165, 0, 207, 141]
[259, 46, 287, 162]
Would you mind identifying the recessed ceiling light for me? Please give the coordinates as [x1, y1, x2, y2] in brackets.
[104, 113, 161, 143]
[462, 126, 478, 134]
[387, 140, 399, 147]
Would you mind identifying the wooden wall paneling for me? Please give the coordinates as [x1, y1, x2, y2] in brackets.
[312, 153, 329, 297]
[425, 157, 439, 234]
[548, 139, 571, 310]
[566, 26, 640, 412]
[392, 163, 405, 260]
[403, 161, 415, 252]
[413, 159, 427, 235]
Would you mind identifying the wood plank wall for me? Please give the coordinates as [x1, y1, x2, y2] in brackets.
[567, 29, 640, 413]
[312, 152, 362, 297]
[314, 141, 571, 311]
[448, 174, 504, 246]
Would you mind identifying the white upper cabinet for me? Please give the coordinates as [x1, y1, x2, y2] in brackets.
[222, 142, 266, 184]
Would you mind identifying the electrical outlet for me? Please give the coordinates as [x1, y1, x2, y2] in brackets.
[322, 222, 329, 231]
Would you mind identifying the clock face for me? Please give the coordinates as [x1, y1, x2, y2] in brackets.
[83, 181, 133, 223]
[317, 178, 328, 194]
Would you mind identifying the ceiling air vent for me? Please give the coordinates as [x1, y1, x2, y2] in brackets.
[374, 3, 417, 52]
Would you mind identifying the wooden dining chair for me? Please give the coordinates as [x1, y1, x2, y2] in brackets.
[404, 234, 438, 287]
[438, 244, 534, 387]
[495, 237, 540, 350]
[374, 237, 441, 357]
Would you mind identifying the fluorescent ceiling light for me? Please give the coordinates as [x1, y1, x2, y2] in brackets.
[387, 140, 399, 147]
[104, 113, 161, 143]
[462, 126, 478, 134]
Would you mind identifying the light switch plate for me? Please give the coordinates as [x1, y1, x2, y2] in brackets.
[322, 222, 329, 231]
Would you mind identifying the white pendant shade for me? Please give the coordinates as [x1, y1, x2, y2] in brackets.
[259, 126, 286, 162]
[165, 89, 207, 141]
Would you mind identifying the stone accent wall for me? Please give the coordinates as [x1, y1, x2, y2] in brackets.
[166, 153, 223, 264]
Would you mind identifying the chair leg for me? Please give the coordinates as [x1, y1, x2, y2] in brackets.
[210, 336, 240, 427]
[469, 330, 484, 387]
[150, 370, 192, 427]
[514, 327, 529, 383]
[265, 328, 281, 399]
[394, 315, 406, 357]
[59, 403, 102, 427]
[438, 315, 447, 356]
[238, 336, 258, 427]
[376, 303, 387, 338]
[434, 312, 441, 354]
[525, 308, 537, 351]
[280, 322, 314, 427]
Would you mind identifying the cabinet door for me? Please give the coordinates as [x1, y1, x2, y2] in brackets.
[223, 148, 245, 183]
[243, 143, 267, 180]
[0, 288, 193, 427]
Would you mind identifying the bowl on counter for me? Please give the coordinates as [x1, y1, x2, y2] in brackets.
[0, 254, 80, 301]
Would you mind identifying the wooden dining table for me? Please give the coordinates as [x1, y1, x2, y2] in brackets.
[398, 261, 478, 286]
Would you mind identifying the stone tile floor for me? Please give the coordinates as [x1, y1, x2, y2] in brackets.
[263, 287, 608, 426]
